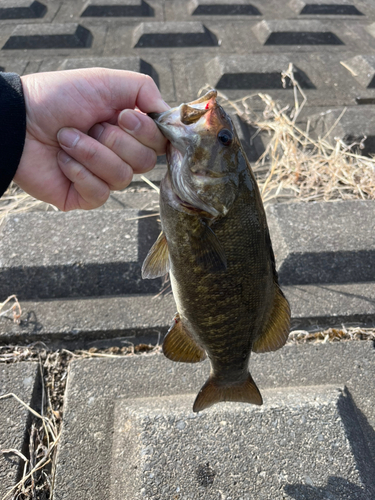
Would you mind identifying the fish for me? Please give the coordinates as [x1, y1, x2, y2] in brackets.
[142, 89, 290, 412]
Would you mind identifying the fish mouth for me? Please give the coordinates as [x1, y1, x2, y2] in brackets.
[147, 111, 163, 120]
[147, 89, 218, 136]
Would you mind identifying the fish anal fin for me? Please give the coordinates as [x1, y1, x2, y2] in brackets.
[163, 314, 206, 363]
[252, 285, 291, 353]
[142, 231, 170, 279]
[193, 372, 263, 413]
[189, 221, 227, 273]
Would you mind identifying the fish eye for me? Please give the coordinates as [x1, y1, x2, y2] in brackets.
[217, 129, 233, 146]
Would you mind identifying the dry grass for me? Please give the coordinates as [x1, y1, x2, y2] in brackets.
[0, 348, 68, 500]
[200, 63, 375, 205]
[0, 295, 22, 324]
[0, 183, 52, 227]
[288, 325, 375, 344]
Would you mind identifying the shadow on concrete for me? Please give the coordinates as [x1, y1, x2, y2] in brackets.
[21, 310, 43, 333]
[285, 387, 375, 499]
[317, 284, 375, 306]
[285, 476, 367, 499]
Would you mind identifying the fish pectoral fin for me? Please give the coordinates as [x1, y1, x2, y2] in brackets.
[142, 231, 170, 279]
[190, 222, 227, 273]
[252, 284, 291, 353]
[193, 372, 263, 413]
[163, 313, 207, 363]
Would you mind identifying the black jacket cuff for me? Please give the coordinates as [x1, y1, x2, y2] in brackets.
[0, 72, 26, 197]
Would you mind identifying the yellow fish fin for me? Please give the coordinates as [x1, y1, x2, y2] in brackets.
[142, 231, 170, 279]
[163, 314, 207, 363]
[252, 284, 291, 353]
[193, 372, 263, 413]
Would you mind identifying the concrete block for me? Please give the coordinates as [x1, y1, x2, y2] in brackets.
[341, 55, 375, 88]
[365, 22, 375, 39]
[133, 22, 218, 47]
[0, 59, 29, 75]
[81, 0, 154, 17]
[266, 201, 375, 285]
[289, 0, 364, 16]
[103, 190, 160, 210]
[0, 294, 176, 346]
[206, 54, 315, 89]
[2, 280, 375, 346]
[133, 163, 167, 185]
[190, 0, 262, 16]
[2, 23, 93, 50]
[56, 56, 159, 86]
[0, 210, 161, 299]
[111, 388, 366, 499]
[0, 0, 46, 20]
[286, 281, 375, 329]
[177, 49, 368, 106]
[308, 106, 375, 155]
[0, 362, 40, 498]
[53, 342, 375, 499]
[37, 54, 175, 102]
[253, 19, 344, 45]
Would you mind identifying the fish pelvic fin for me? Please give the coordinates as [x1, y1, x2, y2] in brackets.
[163, 313, 207, 363]
[193, 372, 263, 413]
[252, 284, 291, 353]
[142, 231, 170, 279]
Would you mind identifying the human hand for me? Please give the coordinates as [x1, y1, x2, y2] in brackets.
[15, 68, 169, 211]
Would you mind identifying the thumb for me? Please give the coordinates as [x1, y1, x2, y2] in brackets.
[97, 69, 170, 114]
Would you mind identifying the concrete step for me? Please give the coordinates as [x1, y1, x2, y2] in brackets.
[267, 200, 375, 285]
[1, 281, 375, 347]
[0, 201, 373, 300]
[0, 209, 161, 300]
[52, 342, 375, 499]
[0, 362, 40, 498]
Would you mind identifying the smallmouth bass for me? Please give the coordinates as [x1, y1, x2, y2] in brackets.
[143, 90, 290, 412]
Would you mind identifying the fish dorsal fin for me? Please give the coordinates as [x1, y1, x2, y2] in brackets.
[193, 372, 263, 413]
[163, 314, 207, 363]
[142, 231, 170, 279]
[252, 285, 291, 353]
[189, 221, 227, 273]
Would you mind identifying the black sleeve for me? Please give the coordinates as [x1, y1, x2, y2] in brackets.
[0, 72, 26, 197]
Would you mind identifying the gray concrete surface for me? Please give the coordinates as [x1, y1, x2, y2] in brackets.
[267, 200, 375, 285]
[53, 342, 375, 499]
[0, 209, 161, 299]
[111, 388, 365, 499]
[0, 200, 373, 300]
[0, 362, 39, 498]
[309, 106, 375, 154]
[1, 281, 375, 346]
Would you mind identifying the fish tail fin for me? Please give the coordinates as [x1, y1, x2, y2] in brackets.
[193, 372, 263, 413]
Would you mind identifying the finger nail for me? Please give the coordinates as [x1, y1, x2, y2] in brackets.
[58, 150, 72, 164]
[90, 123, 104, 141]
[58, 128, 80, 148]
[119, 110, 141, 132]
[161, 99, 170, 110]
